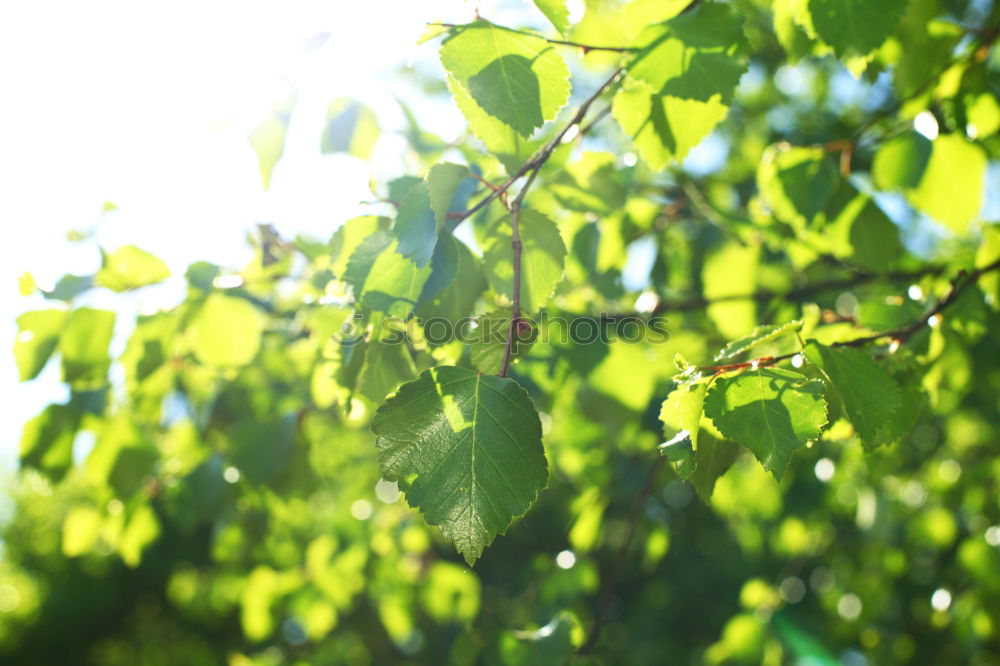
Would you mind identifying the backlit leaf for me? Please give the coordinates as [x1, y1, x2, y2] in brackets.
[95, 245, 170, 292]
[484, 210, 567, 312]
[704, 368, 827, 478]
[321, 98, 380, 160]
[440, 21, 571, 138]
[14, 309, 68, 381]
[189, 294, 264, 367]
[807, 0, 907, 56]
[803, 342, 900, 449]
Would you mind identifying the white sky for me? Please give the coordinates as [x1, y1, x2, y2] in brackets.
[0, 0, 520, 465]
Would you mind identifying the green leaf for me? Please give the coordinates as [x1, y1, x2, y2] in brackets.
[343, 230, 394, 293]
[62, 506, 103, 557]
[86, 414, 158, 496]
[395, 182, 438, 267]
[803, 342, 900, 449]
[758, 145, 839, 228]
[613, 3, 747, 167]
[484, 210, 567, 313]
[613, 82, 730, 168]
[42, 274, 94, 301]
[658, 382, 708, 480]
[628, 4, 747, 102]
[772, 0, 814, 62]
[703, 242, 758, 339]
[532, 0, 570, 34]
[250, 93, 296, 189]
[18, 271, 36, 296]
[118, 503, 161, 568]
[825, 186, 902, 271]
[188, 294, 265, 367]
[20, 403, 80, 481]
[356, 239, 434, 317]
[417, 237, 487, 328]
[15, 309, 68, 381]
[427, 162, 471, 226]
[417, 233, 461, 307]
[807, 0, 906, 56]
[689, 437, 740, 501]
[872, 131, 932, 191]
[321, 98, 380, 160]
[715, 321, 803, 362]
[372, 366, 548, 565]
[440, 21, 571, 138]
[468, 310, 534, 375]
[444, 71, 543, 173]
[331, 216, 384, 279]
[95, 245, 170, 292]
[906, 134, 987, 234]
[60, 307, 116, 387]
[704, 368, 827, 478]
[358, 337, 418, 403]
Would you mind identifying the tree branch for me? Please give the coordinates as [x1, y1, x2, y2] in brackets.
[695, 258, 1000, 375]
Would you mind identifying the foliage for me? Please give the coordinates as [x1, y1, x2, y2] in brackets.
[4, 0, 1000, 664]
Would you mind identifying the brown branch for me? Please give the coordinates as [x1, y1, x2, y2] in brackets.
[621, 265, 945, 316]
[499, 165, 544, 376]
[695, 258, 1000, 375]
[447, 68, 625, 229]
[429, 23, 636, 53]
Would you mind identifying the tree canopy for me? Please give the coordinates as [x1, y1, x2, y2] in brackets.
[5, 0, 1000, 664]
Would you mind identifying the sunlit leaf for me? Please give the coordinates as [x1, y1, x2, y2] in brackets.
[484, 210, 567, 313]
[807, 0, 907, 56]
[804, 342, 900, 449]
[59, 307, 115, 387]
[95, 245, 170, 292]
[440, 21, 571, 138]
[14, 309, 68, 381]
[705, 368, 827, 478]
[321, 98, 380, 159]
[188, 294, 265, 367]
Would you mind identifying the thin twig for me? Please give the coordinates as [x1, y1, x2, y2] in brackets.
[429, 22, 636, 53]
[695, 258, 1000, 375]
[498, 164, 544, 377]
[447, 68, 625, 229]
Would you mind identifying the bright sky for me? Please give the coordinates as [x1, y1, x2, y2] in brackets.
[0, 0, 516, 465]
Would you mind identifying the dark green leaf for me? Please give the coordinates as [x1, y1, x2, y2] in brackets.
[372, 366, 548, 565]
[807, 0, 906, 56]
[804, 342, 900, 449]
[395, 182, 438, 267]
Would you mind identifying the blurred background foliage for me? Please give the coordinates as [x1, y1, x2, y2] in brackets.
[4, 0, 1000, 664]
